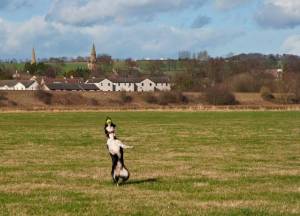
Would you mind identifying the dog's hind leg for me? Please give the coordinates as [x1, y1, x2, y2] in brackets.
[111, 169, 119, 184]
[112, 162, 123, 185]
[120, 167, 130, 183]
[110, 154, 119, 184]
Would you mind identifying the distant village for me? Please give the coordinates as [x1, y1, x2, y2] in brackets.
[0, 44, 298, 99]
[0, 45, 171, 92]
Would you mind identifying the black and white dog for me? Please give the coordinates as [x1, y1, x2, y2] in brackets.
[104, 117, 133, 185]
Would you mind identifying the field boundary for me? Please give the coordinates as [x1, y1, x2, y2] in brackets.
[0, 91, 300, 112]
[1, 104, 300, 113]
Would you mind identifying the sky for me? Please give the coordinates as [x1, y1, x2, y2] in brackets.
[1, 0, 300, 59]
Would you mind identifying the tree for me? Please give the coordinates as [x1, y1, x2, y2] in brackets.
[146, 60, 164, 76]
[24, 62, 37, 74]
[178, 51, 191, 60]
[172, 71, 194, 91]
[66, 67, 90, 80]
[125, 58, 137, 68]
[44, 65, 58, 78]
[206, 58, 226, 86]
[282, 55, 300, 73]
[0, 64, 14, 79]
[23, 62, 60, 77]
[97, 54, 113, 65]
[197, 50, 209, 61]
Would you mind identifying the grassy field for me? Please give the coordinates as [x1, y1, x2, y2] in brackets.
[0, 112, 299, 216]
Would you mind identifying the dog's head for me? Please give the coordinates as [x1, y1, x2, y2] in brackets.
[104, 117, 116, 138]
[105, 117, 112, 125]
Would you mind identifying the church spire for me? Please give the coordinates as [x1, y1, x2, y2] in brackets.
[88, 43, 97, 71]
[31, 48, 37, 65]
[91, 43, 97, 63]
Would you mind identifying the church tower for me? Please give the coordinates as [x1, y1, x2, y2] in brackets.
[88, 43, 97, 71]
[31, 48, 37, 65]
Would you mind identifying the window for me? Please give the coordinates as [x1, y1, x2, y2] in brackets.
[150, 83, 152, 86]
[142, 83, 144, 86]
[108, 83, 110, 86]
[118, 83, 120, 86]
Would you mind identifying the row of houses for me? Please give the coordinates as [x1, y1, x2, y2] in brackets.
[0, 76, 171, 92]
[85, 77, 171, 92]
[0, 80, 39, 91]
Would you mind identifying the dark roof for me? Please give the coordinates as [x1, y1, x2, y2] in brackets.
[87, 76, 143, 83]
[148, 76, 170, 83]
[79, 83, 99, 91]
[109, 77, 143, 83]
[20, 80, 36, 88]
[46, 83, 100, 91]
[47, 83, 82, 91]
[64, 83, 83, 91]
[86, 76, 171, 84]
[44, 77, 84, 84]
[0, 80, 20, 87]
[0, 80, 38, 88]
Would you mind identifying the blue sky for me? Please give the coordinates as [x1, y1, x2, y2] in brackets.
[1, 0, 300, 59]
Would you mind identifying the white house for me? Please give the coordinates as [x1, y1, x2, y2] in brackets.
[150, 77, 171, 91]
[21, 80, 40, 90]
[110, 77, 140, 92]
[136, 79, 156, 92]
[0, 80, 26, 90]
[86, 76, 171, 92]
[15, 83, 26, 90]
[99, 79, 114, 91]
[136, 77, 171, 92]
[87, 78, 114, 91]
[0, 80, 40, 91]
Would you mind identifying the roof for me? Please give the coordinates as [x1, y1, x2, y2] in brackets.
[46, 83, 82, 91]
[43, 77, 84, 84]
[0, 80, 38, 88]
[86, 76, 171, 84]
[87, 76, 143, 83]
[46, 83, 100, 91]
[109, 77, 143, 83]
[0, 80, 20, 87]
[20, 80, 36, 88]
[79, 83, 99, 90]
[147, 76, 170, 83]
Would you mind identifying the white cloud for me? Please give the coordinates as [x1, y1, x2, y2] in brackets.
[0, 17, 91, 59]
[282, 35, 300, 55]
[214, 0, 252, 10]
[45, 0, 206, 26]
[0, 15, 242, 59]
[256, 0, 300, 28]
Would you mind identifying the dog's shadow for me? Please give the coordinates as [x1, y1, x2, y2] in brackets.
[124, 178, 158, 185]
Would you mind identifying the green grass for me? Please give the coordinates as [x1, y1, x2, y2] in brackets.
[2, 63, 25, 71]
[59, 62, 88, 74]
[0, 112, 299, 215]
[1, 60, 184, 77]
